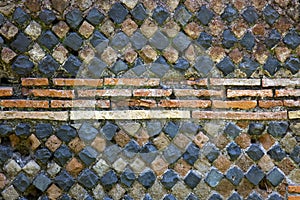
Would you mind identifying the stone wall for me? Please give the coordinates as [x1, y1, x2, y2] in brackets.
[0, 0, 299, 199]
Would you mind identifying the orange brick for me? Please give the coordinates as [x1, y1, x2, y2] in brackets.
[289, 186, 300, 193]
[262, 78, 300, 87]
[133, 89, 172, 97]
[227, 89, 273, 98]
[284, 100, 300, 107]
[51, 100, 110, 108]
[0, 87, 13, 97]
[212, 100, 257, 110]
[192, 111, 287, 120]
[27, 89, 75, 98]
[78, 89, 132, 97]
[1, 100, 49, 108]
[288, 196, 300, 200]
[21, 78, 49, 86]
[53, 78, 103, 87]
[159, 100, 211, 108]
[275, 89, 300, 97]
[259, 100, 283, 108]
[104, 78, 160, 87]
[174, 89, 225, 97]
[210, 78, 260, 86]
[111, 99, 157, 108]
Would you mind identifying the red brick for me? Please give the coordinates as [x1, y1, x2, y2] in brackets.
[227, 89, 273, 98]
[262, 78, 300, 87]
[159, 100, 211, 108]
[174, 89, 225, 97]
[51, 100, 110, 108]
[212, 100, 257, 110]
[288, 196, 300, 200]
[78, 89, 132, 97]
[210, 78, 260, 86]
[259, 100, 283, 108]
[111, 99, 157, 108]
[104, 78, 160, 87]
[133, 89, 172, 97]
[1, 100, 49, 108]
[0, 87, 13, 97]
[284, 100, 300, 107]
[275, 89, 300, 97]
[26, 89, 75, 98]
[289, 186, 300, 193]
[21, 78, 49, 86]
[192, 111, 287, 120]
[53, 78, 103, 87]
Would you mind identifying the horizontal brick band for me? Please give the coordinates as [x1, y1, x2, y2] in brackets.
[289, 111, 300, 119]
[289, 186, 300, 193]
[0, 100, 49, 108]
[159, 100, 211, 108]
[78, 89, 132, 97]
[275, 89, 300, 97]
[112, 99, 157, 108]
[258, 100, 283, 108]
[21, 78, 49, 86]
[174, 89, 224, 97]
[0, 87, 13, 97]
[133, 89, 172, 97]
[192, 111, 287, 120]
[212, 100, 257, 110]
[26, 89, 75, 98]
[210, 78, 260, 86]
[104, 78, 160, 87]
[0, 111, 68, 121]
[262, 78, 300, 87]
[227, 89, 273, 98]
[284, 100, 300, 107]
[51, 100, 110, 108]
[288, 196, 300, 200]
[53, 78, 103, 87]
[70, 110, 190, 120]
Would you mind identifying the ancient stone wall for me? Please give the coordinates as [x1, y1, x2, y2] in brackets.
[0, 0, 299, 199]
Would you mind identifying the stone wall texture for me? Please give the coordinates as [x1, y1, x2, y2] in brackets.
[0, 0, 299, 199]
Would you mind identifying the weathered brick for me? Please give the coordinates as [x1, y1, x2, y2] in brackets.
[104, 78, 160, 87]
[289, 111, 300, 119]
[53, 78, 103, 87]
[192, 111, 287, 120]
[0, 111, 68, 120]
[289, 186, 300, 193]
[26, 89, 75, 98]
[174, 89, 225, 97]
[275, 89, 300, 97]
[284, 100, 300, 107]
[70, 110, 190, 120]
[51, 100, 110, 108]
[133, 89, 172, 97]
[259, 100, 283, 108]
[78, 89, 132, 97]
[162, 79, 208, 86]
[1, 100, 49, 108]
[288, 196, 300, 200]
[262, 78, 300, 87]
[112, 99, 157, 108]
[21, 78, 49, 86]
[227, 89, 273, 98]
[159, 100, 211, 108]
[0, 87, 13, 97]
[212, 100, 257, 110]
[210, 78, 260, 86]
